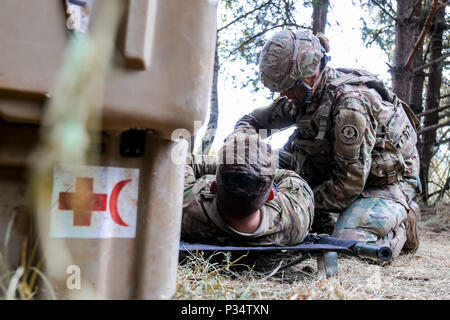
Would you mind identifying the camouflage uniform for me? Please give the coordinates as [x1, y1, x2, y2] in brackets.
[181, 154, 314, 246]
[235, 67, 421, 256]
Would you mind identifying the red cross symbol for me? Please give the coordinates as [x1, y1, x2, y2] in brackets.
[58, 177, 107, 226]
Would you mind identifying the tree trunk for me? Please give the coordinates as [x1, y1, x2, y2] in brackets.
[419, 4, 445, 204]
[409, 1, 425, 114]
[312, 0, 329, 35]
[198, 39, 219, 155]
[392, 0, 418, 102]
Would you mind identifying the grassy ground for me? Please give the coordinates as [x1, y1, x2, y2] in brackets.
[174, 204, 450, 300]
[1, 204, 448, 299]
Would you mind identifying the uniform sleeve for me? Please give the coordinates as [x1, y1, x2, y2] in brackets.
[234, 96, 298, 136]
[182, 172, 215, 242]
[183, 155, 216, 242]
[314, 97, 376, 212]
[183, 155, 216, 228]
[263, 169, 315, 245]
[185, 154, 219, 180]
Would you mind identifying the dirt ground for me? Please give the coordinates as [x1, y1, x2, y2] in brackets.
[174, 204, 450, 300]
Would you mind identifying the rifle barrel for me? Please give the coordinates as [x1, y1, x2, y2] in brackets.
[352, 242, 392, 261]
[314, 235, 393, 261]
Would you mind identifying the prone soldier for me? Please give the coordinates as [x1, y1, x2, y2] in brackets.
[181, 132, 314, 246]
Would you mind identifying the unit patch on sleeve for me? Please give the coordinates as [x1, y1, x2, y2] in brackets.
[339, 124, 359, 144]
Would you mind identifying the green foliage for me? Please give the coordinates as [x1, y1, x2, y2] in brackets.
[217, 0, 311, 92]
[359, 0, 396, 62]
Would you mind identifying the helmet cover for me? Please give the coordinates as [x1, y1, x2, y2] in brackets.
[259, 29, 324, 92]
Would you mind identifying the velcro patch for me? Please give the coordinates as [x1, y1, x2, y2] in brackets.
[339, 124, 359, 144]
[334, 108, 367, 158]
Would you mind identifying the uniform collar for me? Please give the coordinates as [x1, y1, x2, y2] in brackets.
[202, 198, 270, 238]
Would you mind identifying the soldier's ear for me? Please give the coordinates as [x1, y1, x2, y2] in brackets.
[210, 180, 216, 194]
[266, 188, 275, 202]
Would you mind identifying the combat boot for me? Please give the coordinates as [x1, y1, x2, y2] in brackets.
[402, 201, 420, 254]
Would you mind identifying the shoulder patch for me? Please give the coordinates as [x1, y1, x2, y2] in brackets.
[334, 108, 367, 158]
[339, 124, 359, 144]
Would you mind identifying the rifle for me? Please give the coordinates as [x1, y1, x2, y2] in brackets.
[305, 234, 392, 260]
[179, 234, 392, 278]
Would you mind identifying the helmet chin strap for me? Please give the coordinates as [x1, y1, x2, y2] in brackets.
[295, 49, 329, 106]
[294, 78, 314, 104]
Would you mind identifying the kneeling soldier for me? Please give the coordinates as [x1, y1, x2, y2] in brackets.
[234, 30, 421, 257]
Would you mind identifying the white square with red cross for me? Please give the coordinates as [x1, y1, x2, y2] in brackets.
[50, 164, 140, 238]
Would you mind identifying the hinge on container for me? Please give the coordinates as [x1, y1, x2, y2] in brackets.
[120, 129, 148, 157]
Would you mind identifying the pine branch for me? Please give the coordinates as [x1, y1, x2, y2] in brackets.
[365, 24, 394, 47]
[407, 0, 424, 21]
[418, 120, 450, 135]
[414, 53, 450, 72]
[418, 104, 450, 117]
[430, 175, 450, 202]
[217, 0, 273, 33]
[371, 0, 398, 22]
[436, 0, 450, 11]
[383, 0, 397, 18]
[403, 0, 440, 70]
[227, 23, 310, 58]
[435, 137, 450, 146]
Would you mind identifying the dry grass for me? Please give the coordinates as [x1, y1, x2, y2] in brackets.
[174, 204, 450, 300]
[1, 204, 448, 299]
[0, 217, 48, 300]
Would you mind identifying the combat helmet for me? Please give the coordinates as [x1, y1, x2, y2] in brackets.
[259, 29, 329, 94]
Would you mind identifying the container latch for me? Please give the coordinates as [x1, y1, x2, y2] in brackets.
[120, 129, 148, 157]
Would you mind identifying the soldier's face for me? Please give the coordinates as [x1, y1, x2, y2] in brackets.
[281, 74, 316, 104]
[281, 86, 307, 104]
